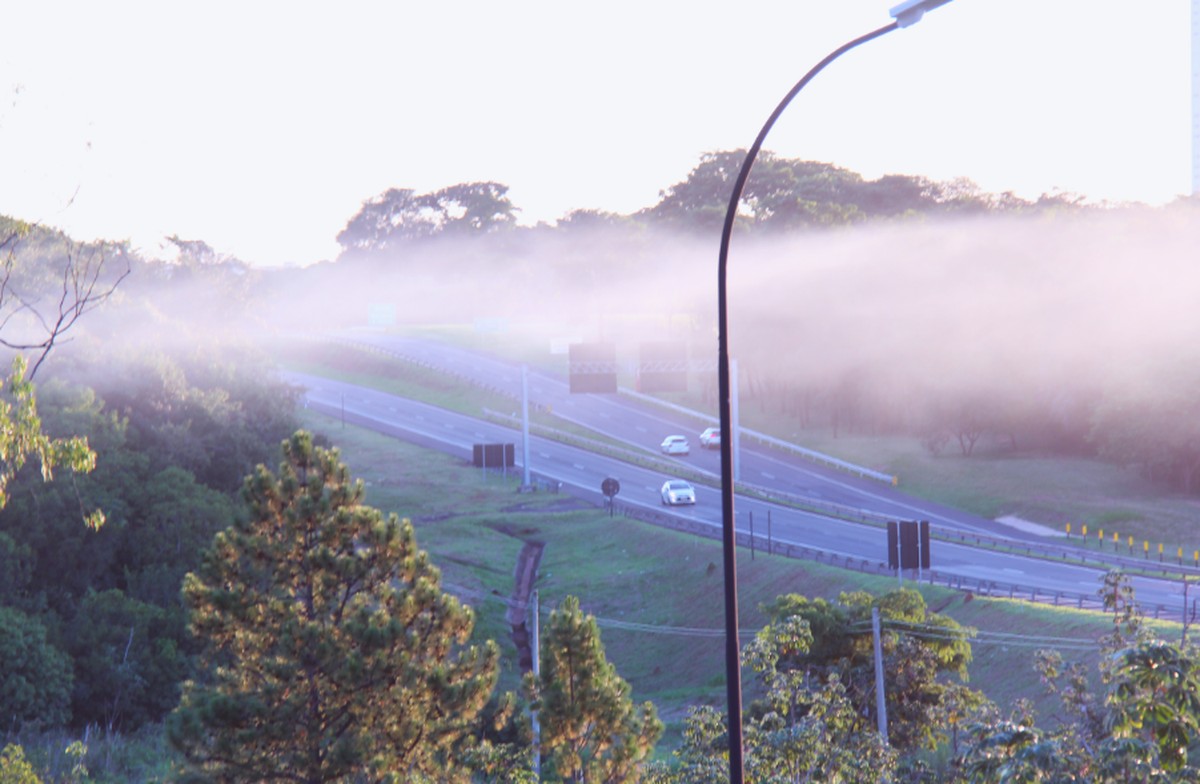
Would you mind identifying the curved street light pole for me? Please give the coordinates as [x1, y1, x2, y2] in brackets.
[716, 3, 955, 781]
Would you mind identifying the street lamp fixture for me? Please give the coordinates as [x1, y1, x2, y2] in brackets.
[715, 2, 956, 782]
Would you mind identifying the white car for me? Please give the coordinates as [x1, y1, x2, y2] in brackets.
[661, 480, 696, 506]
[660, 435, 690, 455]
[699, 427, 720, 449]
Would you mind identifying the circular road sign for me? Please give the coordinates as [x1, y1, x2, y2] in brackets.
[601, 477, 620, 498]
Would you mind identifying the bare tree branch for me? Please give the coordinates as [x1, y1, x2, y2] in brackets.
[0, 230, 130, 379]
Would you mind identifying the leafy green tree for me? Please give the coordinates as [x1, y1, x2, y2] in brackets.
[643, 151, 1000, 234]
[647, 615, 897, 784]
[0, 745, 42, 784]
[336, 181, 516, 253]
[336, 187, 439, 250]
[66, 589, 188, 731]
[75, 347, 299, 494]
[431, 181, 518, 235]
[759, 588, 977, 752]
[642, 706, 727, 784]
[0, 605, 73, 729]
[528, 596, 662, 783]
[0, 378, 230, 616]
[956, 572, 1200, 783]
[742, 616, 896, 782]
[0, 530, 32, 599]
[168, 431, 499, 783]
[1107, 641, 1200, 772]
[0, 355, 102, 529]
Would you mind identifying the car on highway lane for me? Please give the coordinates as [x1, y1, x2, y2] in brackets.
[660, 435, 690, 455]
[699, 427, 720, 449]
[660, 479, 696, 505]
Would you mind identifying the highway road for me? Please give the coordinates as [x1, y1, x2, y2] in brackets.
[288, 345, 1193, 620]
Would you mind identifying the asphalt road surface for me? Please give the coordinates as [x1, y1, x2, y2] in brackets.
[287, 340, 1192, 620]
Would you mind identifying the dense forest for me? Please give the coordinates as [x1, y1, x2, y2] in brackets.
[2, 151, 1200, 781]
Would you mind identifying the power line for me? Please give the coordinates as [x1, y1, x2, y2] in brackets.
[443, 580, 1103, 648]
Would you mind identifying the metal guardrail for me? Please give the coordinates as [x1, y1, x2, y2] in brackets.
[608, 497, 1189, 626]
[741, 480, 1200, 581]
[313, 336, 1200, 586]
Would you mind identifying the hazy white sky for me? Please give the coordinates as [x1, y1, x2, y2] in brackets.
[1, 1, 1192, 267]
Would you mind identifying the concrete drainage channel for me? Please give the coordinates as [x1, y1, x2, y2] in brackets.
[507, 541, 544, 672]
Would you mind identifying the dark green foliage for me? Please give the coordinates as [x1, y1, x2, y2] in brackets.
[758, 588, 977, 752]
[647, 616, 898, 784]
[0, 346, 295, 731]
[639, 150, 1055, 235]
[0, 531, 32, 599]
[65, 590, 188, 731]
[955, 573, 1200, 782]
[0, 356, 101, 529]
[72, 347, 300, 494]
[169, 431, 499, 783]
[337, 182, 516, 252]
[529, 596, 662, 783]
[0, 605, 72, 730]
[0, 380, 235, 619]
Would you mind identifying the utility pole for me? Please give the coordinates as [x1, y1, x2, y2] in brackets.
[872, 606, 889, 745]
[531, 589, 541, 780]
[1193, 0, 1200, 194]
[1184, 579, 1191, 647]
[521, 365, 532, 490]
[731, 357, 740, 482]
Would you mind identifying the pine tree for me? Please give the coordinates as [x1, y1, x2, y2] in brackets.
[167, 431, 498, 783]
[530, 596, 661, 783]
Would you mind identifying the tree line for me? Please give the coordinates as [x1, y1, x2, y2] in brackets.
[319, 152, 1200, 496]
[332, 150, 1094, 259]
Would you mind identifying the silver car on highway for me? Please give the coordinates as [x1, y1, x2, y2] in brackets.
[660, 480, 696, 505]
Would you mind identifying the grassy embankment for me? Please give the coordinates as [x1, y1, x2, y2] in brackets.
[300, 409, 1181, 753]
[286, 337, 1187, 752]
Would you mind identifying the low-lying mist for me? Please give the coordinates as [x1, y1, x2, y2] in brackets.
[265, 203, 1200, 407]
[66, 200, 1200, 482]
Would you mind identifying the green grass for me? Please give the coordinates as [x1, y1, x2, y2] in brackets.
[297, 407, 1181, 746]
[288, 331, 1200, 555]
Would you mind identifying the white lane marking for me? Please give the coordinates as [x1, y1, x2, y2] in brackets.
[761, 472, 775, 480]
[573, 463, 585, 470]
